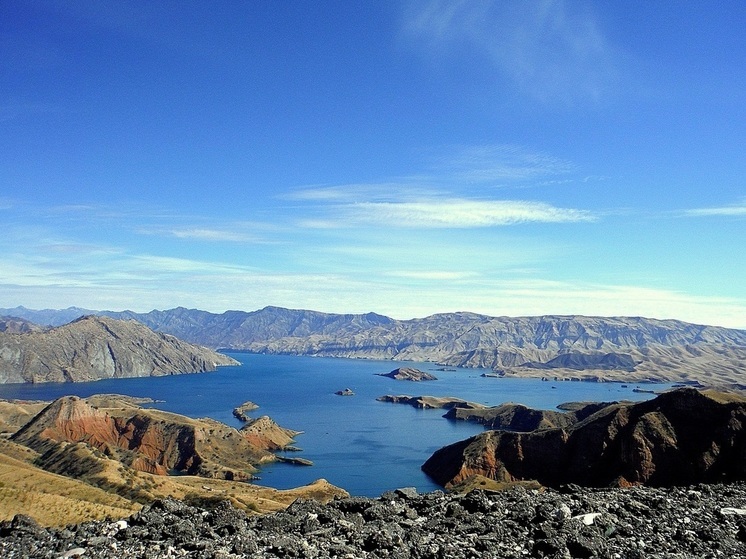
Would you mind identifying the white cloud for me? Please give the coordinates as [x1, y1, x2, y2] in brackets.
[335, 199, 595, 228]
[683, 200, 746, 217]
[432, 144, 577, 183]
[385, 270, 480, 280]
[169, 228, 264, 243]
[403, 0, 621, 104]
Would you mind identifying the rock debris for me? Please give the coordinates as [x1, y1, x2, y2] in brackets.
[3, 483, 746, 558]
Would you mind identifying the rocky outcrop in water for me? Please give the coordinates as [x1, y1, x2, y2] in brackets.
[0, 315, 238, 384]
[377, 395, 484, 410]
[232, 401, 260, 422]
[444, 401, 613, 432]
[240, 416, 302, 452]
[2, 483, 746, 558]
[377, 367, 438, 381]
[423, 388, 746, 490]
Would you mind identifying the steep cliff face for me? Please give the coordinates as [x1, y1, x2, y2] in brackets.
[0, 316, 238, 384]
[422, 388, 746, 489]
[11, 395, 299, 480]
[240, 416, 302, 451]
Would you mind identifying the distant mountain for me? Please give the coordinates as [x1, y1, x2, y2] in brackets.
[2, 306, 746, 386]
[0, 315, 238, 383]
[0, 316, 43, 334]
[0, 306, 96, 327]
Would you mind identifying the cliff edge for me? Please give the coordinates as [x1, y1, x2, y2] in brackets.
[423, 388, 746, 489]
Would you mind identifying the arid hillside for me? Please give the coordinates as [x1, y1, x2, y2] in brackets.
[0, 394, 345, 526]
[4, 306, 745, 387]
[0, 315, 238, 383]
[422, 388, 746, 489]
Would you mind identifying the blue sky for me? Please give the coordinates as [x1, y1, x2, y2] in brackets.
[1, 1, 745, 328]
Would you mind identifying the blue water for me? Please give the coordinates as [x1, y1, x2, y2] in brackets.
[0, 353, 671, 496]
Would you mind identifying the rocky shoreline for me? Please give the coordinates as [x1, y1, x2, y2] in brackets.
[3, 483, 746, 558]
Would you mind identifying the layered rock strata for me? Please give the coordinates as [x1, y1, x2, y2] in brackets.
[11, 395, 301, 480]
[5, 306, 746, 386]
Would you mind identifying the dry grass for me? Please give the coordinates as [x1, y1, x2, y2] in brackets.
[0, 437, 346, 527]
[0, 395, 347, 527]
[0, 400, 49, 435]
[0, 450, 139, 526]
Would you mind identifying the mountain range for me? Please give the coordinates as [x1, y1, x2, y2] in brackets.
[2, 305, 746, 386]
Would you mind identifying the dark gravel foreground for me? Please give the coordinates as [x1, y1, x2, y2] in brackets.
[3, 483, 746, 559]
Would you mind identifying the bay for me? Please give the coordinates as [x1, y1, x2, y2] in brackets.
[0, 353, 670, 497]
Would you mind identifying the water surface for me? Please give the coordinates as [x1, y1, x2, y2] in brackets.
[0, 353, 670, 496]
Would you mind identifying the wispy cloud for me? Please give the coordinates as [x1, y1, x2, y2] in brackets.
[303, 198, 595, 229]
[288, 144, 591, 229]
[168, 227, 277, 243]
[402, 0, 621, 104]
[431, 144, 577, 183]
[682, 199, 746, 217]
[385, 270, 480, 280]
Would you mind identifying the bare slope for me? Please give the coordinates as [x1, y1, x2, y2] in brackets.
[3, 306, 746, 386]
[11, 395, 303, 479]
[0, 394, 346, 526]
[422, 388, 746, 489]
[0, 315, 238, 383]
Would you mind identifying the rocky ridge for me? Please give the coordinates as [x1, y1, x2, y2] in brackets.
[11, 395, 303, 480]
[0, 315, 238, 383]
[4, 305, 745, 386]
[376, 395, 484, 410]
[2, 483, 746, 558]
[422, 388, 746, 490]
[444, 400, 614, 432]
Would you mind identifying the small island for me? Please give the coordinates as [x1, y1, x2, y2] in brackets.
[377, 395, 484, 410]
[232, 400, 260, 422]
[335, 388, 355, 396]
[376, 367, 438, 381]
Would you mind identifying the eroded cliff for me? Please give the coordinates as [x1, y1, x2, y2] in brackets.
[422, 388, 746, 489]
[11, 395, 299, 481]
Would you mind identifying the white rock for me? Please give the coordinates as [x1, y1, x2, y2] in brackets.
[553, 503, 572, 521]
[59, 548, 86, 558]
[572, 512, 602, 525]
[720, 507, 746, 515]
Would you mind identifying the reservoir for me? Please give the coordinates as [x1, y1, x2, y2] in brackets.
[0, 353, 670, 497]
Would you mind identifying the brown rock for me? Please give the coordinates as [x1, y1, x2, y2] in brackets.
[423, 388, 746, 489]
[11, 395, 299, 481]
